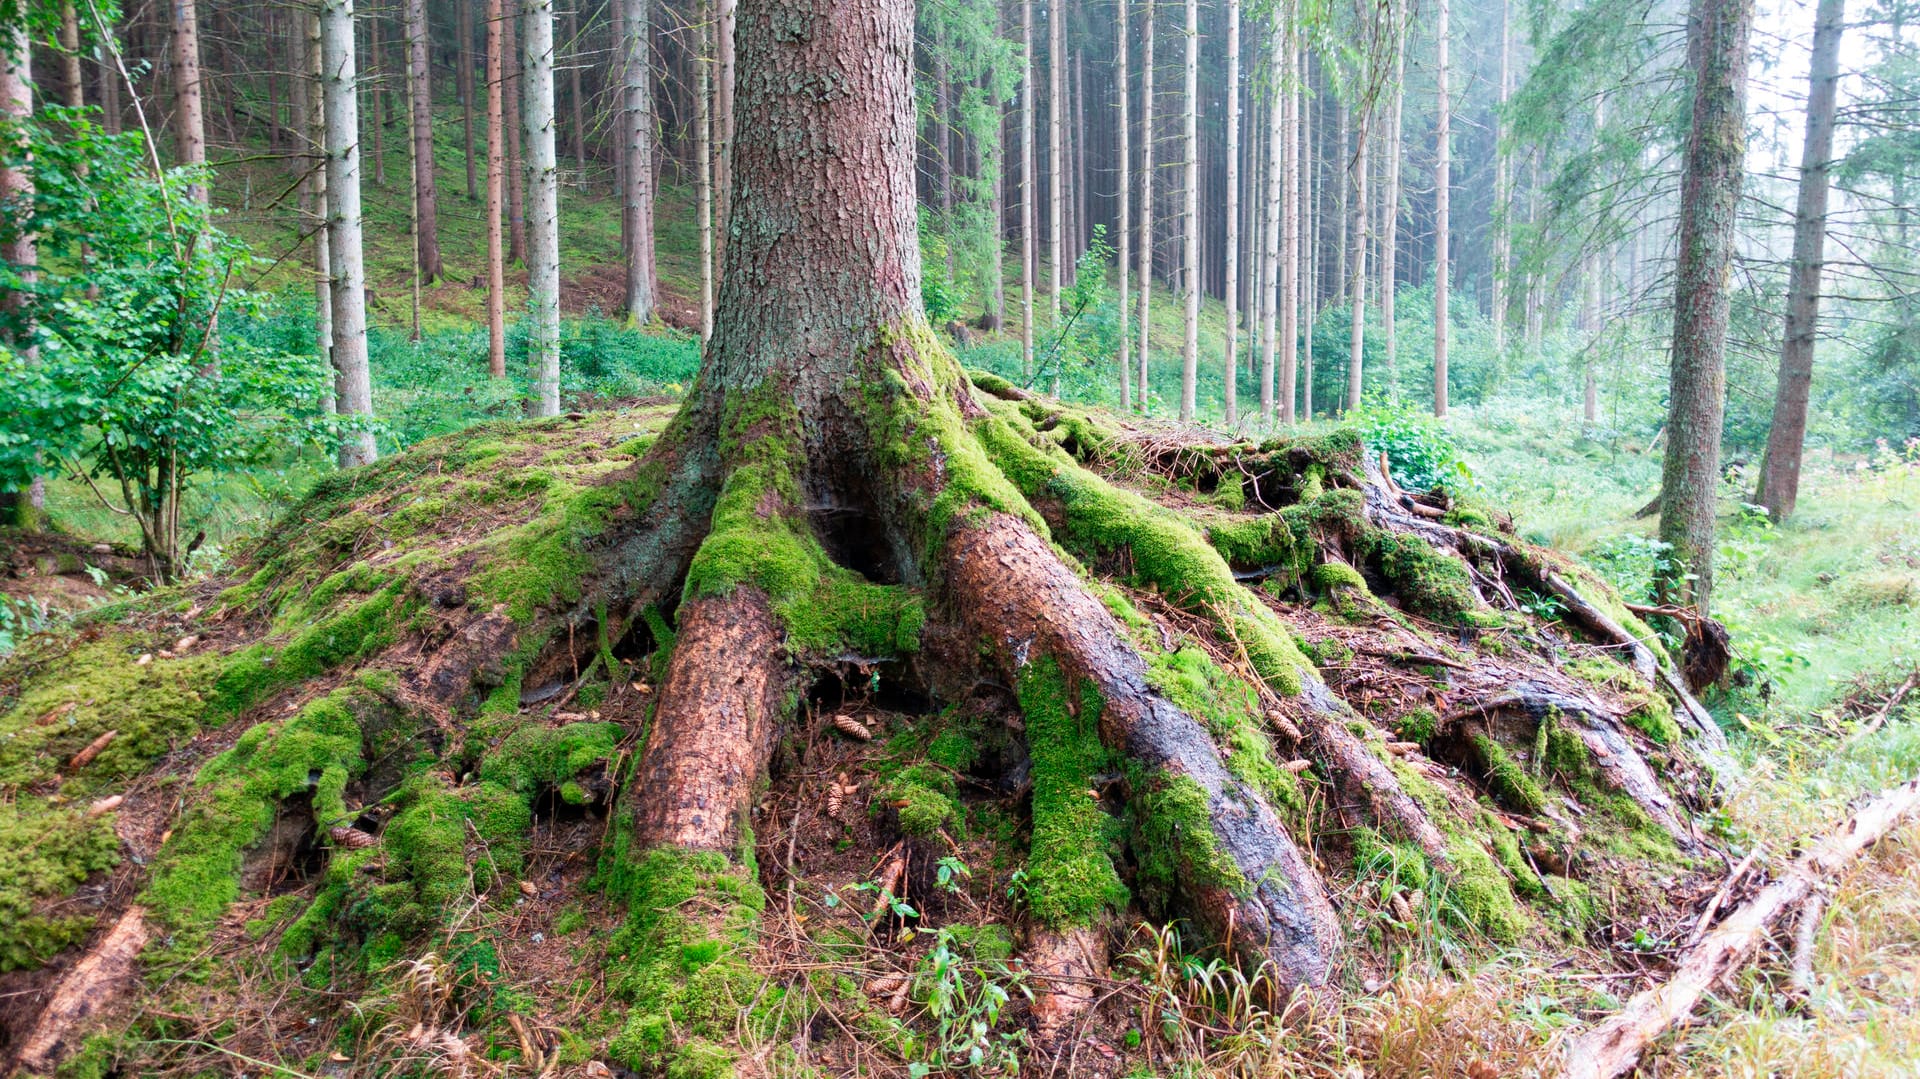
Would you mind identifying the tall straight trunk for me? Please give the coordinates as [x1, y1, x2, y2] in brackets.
[1117, 0, 1132, 410]
[1345, 106, 1369, 412]
[712, 0, 735, 272]
[169, 0, 207, 200]
[368, 4, 386, 187]
[405, 0, 442, 281]
[460, 0, 479, 199]
[1222, 0, 1241, 424]
[1525, 155, 1542, 357]
[1656, 0, 1754, 613]
[1021, 0, 1037, 380]
[1333, 99, 1347, 311]
[1177, 0, 1197, 421]
[1432, 0, 1450, 417]
[1379, 29, 1402, 393]
[1135, 0, 1153, 405]
[696, 0, 714, 343]
[295, 8, 333, 410]
[567, 6, 585, 165]
[1259, 17, 1281, 425]
[98, 21, 121, 134]
[1278, 33, 1298, 424]
[525, 0, 561, 417]
[1756, 0, 1844, 520]
[1582, 256, 1600, 423]
[0, 21, 42, 528]
[1489, 0, 1510, 365]
[1048, 0, 1065, 321]
[1073, 49, 1086, 271]
[486, 0, 507, 376]
[504, 3, 526, 263]
[1300, 53, 1314, 420]
[59, 2, 84, 110]
[620, 0, 656, 324]
[322, 0, 378, 467]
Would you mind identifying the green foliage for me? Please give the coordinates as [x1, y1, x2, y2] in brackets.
[1016, 658, 1128, 928]
[908, 925, 1031, 1075]
[1346, 397, 1474, 493]
[0, 800, 120, 971]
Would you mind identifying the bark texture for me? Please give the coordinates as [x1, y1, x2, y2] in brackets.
[403, 0, 441, 281]
[620, 0, 657, 326]
[322, 0, 378, 467]
[524, 0, 561, 417]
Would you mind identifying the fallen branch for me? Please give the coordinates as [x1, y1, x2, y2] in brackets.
[1839, 669, 1920, 750]
[14, 907, 150, 1074]
[1789, 892, 1825, 999]
[1553, 776, 1920, 1079]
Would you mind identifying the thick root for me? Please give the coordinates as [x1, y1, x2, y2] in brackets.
[626, 588, 793, 851]
[13, 908, 148, 1075]
[945, 513, 1343, 987]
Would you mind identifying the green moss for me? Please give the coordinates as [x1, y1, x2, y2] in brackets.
[1145, 646, 1302, 818]
[604, 848, 769, 1077]
[1535, 712, 1687, 863]
[1129, 772, 1247, 911]
[208, 581, 418, 720]
[1396, 707, 1440, 743]
[478, 721, 622, 795]
[1360, 531, 1478, 622]
[0, 800, 119, 970]
[1017, 658, 1128, 929]
[926, 729, 978, 771]
[880, 764, 961, 838]
[0, 637, 224, 791]
[1441, 836, 1529, 940]
[1312, 561, 1369, 593]
[1564, 656, 1681, 745]
[1468, 734, 1549, 814]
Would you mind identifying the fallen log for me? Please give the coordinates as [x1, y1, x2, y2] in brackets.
[1553, 776, 1920, 1079]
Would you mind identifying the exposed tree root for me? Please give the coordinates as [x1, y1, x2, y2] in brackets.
[1554, 776, 1920, 1079]
[13, 907, 148, 1075]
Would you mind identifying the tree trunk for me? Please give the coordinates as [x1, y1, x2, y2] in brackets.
[405, 0, 442, 282]
[1489, 0, 1510, 371]
[460, 0, 479, 200]
[1755, 0, 1844, 520]
[1021, 0, 1037, 381]
[1048, 0, 1065, 323]
[304, 8, 334, 412]
[169, 0, 207, 201]
[1258, 11, 1281, 424]
[1333, 97, 1347, 306]
[368, 2, 386, 188]
[696, 0, 714, 343]
[0, 20, 41, 529]
[712, 0, 735, 273]
[1432, 0, 1450, 418]
[1117, 0, 1132, 410]
[59, 1, 85, 111]
[1380, 23, 1402, 395]
[620, 0, 656, 325]
[322, 0, 378, 468]
[525, 0, 561, 416]
[1300, 51, 1314, 419]
[1278, 25, 1298, 425]
[566, 5, 585, 166]
[1222, 0, 1241, 425]
[1135, 0, 1154, 406]
[503, 1, 526, 265]
[1346, 104, 1369, 412]
[485, 0, 507, 377]
[1178, 0, 1197, 421]
[1656, 0, 1754, 614]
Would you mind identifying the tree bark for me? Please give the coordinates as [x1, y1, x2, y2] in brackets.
[620, 0, 656, 325]
[1656, 0, 1754, 613]
[1021, 0, 1037, 380]
[712, 0, 735, 273]
[525, 0, 561, 417]
[1259, 11, 1282, 424]
[1380, 22, 1402, 394]
[1048, 0, 1065, 323]
[169, 0, 208, 201]
[404, 0, 442, 281]
[505, 0, 526, 264]
[1755, 0, 1844, 520]
[1346, 103, 1369, 412]
[1178, 0, 1197, 421]
[1278, 26, 1298, 425]
[1300, 49, 1314, 419]
[0, 19, 41, 529]
[696, 0, 714, 343]
[1135, 0, 1154, 406]
[1117, 0, 1132, 411]
[59, 1, 85, 111]
[485, 0, 507, 377]
[322, 0, 378, 467]
[367, 1, 386, 188]
[1432, 0, 1450, 417]
[460, 0, 479, 200]
[1222, 0, 1241, 425]
[1489, 0, 1510, 369]
[566, 5, 585, 166]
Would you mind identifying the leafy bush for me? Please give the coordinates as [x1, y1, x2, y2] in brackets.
[1345, 398, 1473, 492]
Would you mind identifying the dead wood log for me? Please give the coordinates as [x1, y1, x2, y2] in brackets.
[1840, 669, 1920, 749]
[13, 907, 149, 1075]
[1554, 776, 1920, 1079]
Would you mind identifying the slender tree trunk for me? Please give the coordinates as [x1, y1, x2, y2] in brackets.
[1301, 53, 1314, 420]
[368, 3, 386, 188]
[486, 0, 507, 376]
[712, 0, 735, 272]
[1049, 0, 1065, 323]
[1117, 0, 1132, 411]
[1278, 26, 1299, 425]
[0, 21, 42, 528]
[1222, 0, 1241, 425]
[59, 2, 85, 110]
[1432, 0, 1450, 417]
[1525, 154, 1542, 358]
[1656, 0, 1755, 613]
[170, 0, 207, 200]
[322, 0, 378, 467]
[1135, 0, 1154, 406]
[1380, 25, 1402, 394]
[404, 0, 442, 281]
[1346, 103, 1369, 413]
[1073, 48, 1085, 272]
[620, 0, 656, 324]
[1756, 0, 1844, 520]
[504, 2, 526, 263]
[460, 0, 480, 200]
[1259, 13, 1280, 424]
[567, 5, 585, 165]
[1021, 0, 1037, 381]
[1178, 0, 1197, 421]
[98, 21, 121, 135]
[1333, 98, 1347, 313]
[1489, 0, 1510, 369]
[696, 0, 714, 343]
[525, 0, 560, 416]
